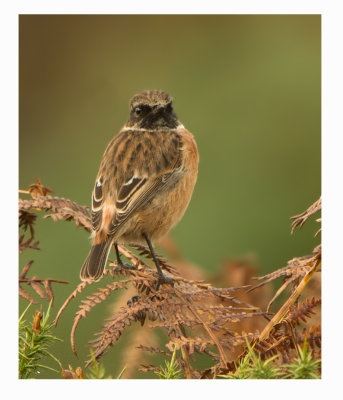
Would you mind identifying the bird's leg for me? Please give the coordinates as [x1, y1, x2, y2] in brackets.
[114, 242, 137, 270]
[143, 233, 174, 290]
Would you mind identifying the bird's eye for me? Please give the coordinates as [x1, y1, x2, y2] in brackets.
[134, 107, 142, 116]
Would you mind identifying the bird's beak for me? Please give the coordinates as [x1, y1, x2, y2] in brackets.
[155, 105, 165, 112]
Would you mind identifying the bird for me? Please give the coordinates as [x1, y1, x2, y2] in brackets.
[80, 90, 199, 289]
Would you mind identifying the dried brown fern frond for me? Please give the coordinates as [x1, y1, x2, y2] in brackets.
[255, 323, 322, 363]
[85, 292, 165, 365]
[248, 196, 321, 311]
[19, 234, 41, 253]
[88, 283, 265, 370]
[19, 207, 39, 253]
[296, 324, 321, 356]
[19, 178, 92, 232]
[206, 319, 322, 378]
[252, 328, 296, 364]
[137, 344, 172, 358]
[55, 246, 265, 373]
[258, 317, 319, 361]
[249, 205, 321, 358]
[248, 245, 321, 311]
[54, 281, 90, 324]
[19, 182, 72, 305]
[139, 364, 161, 374]
[54, 268, 125, 326]
[214, 318, 319, 374]
[70, 279, 130, 356]
[222, 197, 323, 372]
[113, 245, 253, 303]
[49, 223, 269, 375]
[19, 196, 92, 232]
[166, 336, 220, 354]
[19, 210, 36, 238]
[19, 260, 68, 304]
[20, 181, 322, 378]
[290, 196, 321, 234]
[286, 297, 321, 326]
[258, 252, 321, 343]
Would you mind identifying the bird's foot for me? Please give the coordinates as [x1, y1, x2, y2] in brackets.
[155, 273, 174, 291]
[113, 262, 137, 273]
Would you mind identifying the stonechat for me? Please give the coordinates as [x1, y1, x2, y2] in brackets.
[80, 90, 199, 288]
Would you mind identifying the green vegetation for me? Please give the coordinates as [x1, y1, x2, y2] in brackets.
[85, 351, 126, 379]
[19, 302, 62, 379]
[219, 340, 320, 379]
[155, 349, 183, 379]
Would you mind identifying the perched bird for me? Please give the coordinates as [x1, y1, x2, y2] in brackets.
[80, 90, 199, 288]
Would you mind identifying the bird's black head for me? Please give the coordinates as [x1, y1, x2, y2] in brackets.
[127, 90, 179, 129]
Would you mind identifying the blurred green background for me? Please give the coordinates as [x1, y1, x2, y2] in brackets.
[19, 15, 321, 378]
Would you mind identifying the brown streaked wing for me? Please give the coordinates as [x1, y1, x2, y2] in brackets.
[95, 127, 183, 235]
[91, 209, 103, 231]
[107, 129, 183, 235]
[90, 131, 130, 231]
[108, 173, 175, 235]
[116, 176, 147, 210]
[91, 176, 104, 231]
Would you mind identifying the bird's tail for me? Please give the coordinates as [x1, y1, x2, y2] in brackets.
[80, 238, 113, 281]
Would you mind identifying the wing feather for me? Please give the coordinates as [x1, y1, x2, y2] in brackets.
[91, 128, 183, 236]
[91, 176, 104, 231]
[108, 173, 175, 235]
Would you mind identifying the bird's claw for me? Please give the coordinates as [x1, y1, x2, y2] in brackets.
[155, 274, 174, 291]
[112, 263, 137, 275]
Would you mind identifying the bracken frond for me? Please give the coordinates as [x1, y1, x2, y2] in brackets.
[19, 234, 41, 253]
[19, 210, 36, 238]
[139, 364, 161, 373]
[19, 260, 68, 304]
[19, 179, 92, 235]
[248, 245, 321, 314]
[290, 197, 321, 234]
[296, 325, 321, 354]
[136, 344, 172, 358]
[19, 180, 321, 379]
[71, 279, 130, 356]
[79, 277, 266, 370]
[249, 198, 321, 312]
[286, 297, 321, 325]
[54, 281, 90, 325]
[19, 196, 92, 232]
